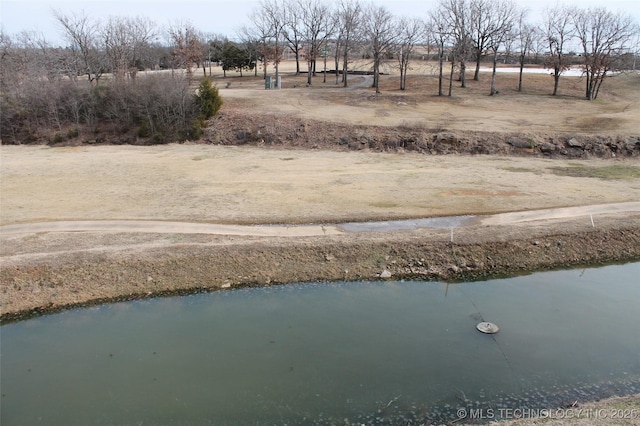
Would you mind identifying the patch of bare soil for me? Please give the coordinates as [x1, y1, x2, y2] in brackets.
[2, 145, 639, 226]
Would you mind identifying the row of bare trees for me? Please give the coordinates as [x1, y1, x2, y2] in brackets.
[240, 0, 422, 93]
[241, 0, 638, 98]
[429, 0, 637, 99]
[1, 1, 638, 144]
[544, 4, 638, 100]
[2, 2, 637, 98]
[0, 11, 230, 90]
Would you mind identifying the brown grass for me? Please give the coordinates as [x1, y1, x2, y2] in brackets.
[213, 60, 640, 135]
[2, 145, 639, 226]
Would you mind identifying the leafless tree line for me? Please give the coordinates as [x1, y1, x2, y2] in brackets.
[242, 0, 638, 97]
[2, 2, 637, 95]
[1, 1, 638, 143]
[0, 67, 204, 144]
[431, 0, 638, 98]
[0, 11, 230, 143]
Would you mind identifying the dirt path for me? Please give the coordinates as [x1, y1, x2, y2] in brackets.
[478, 201, 640, 225]
[2, 202, 639, 237]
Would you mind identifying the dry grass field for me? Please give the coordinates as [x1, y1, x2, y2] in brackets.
[1, 144, 639, 226]
[214, 59, 640, 135]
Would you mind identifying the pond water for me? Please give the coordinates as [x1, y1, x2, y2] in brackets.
[339, 215, 476, 232]
[1, 263, 639, 425]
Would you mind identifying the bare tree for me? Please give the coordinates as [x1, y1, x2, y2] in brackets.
[283, 0, 304, 74]
[299, 0, 335, 86]
[433, 0, 461, 96]
[53, 10, 105, 84]
[429, 6, 454, 96]
[128, 16, 158, 74]
[469, 0, 491, 81]
[333, 8, 343, 84]
[260, 0, 287, 83]
[0, 31, 13, 90]
[515, 10, 536, 92]
[438, 0, 472, 88]
[247, 2, 283, 81]
[529, 26, 547, 65]
[192, 31, 213, 77]
[573, 7, 638, 100]
[486, 0, 517, 95]
[238, 25, 266, 78]
[12, 30, 70, 82]
[542, 4, 574, 96]
[335, 0, 362, 87]
[469, 0, 516, 82]
[0, 30, 10, 61]
[363, 4, 396, 93]
[166, 21, 202, 80]
[103, 16, 134, 80]
[394, 17, 424, 90]
[203, 33, 227, 76]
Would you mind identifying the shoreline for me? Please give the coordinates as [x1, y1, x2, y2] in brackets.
[492, 393, 640, 426]
[2, 213, 639, 324]
[439, 386, 640, 425]
[2, 216, 639, 425]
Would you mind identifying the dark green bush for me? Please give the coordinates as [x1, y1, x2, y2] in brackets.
[67, 128, 79, 139]
[195, 77, 223, 120]
[138, 122, 152, 138]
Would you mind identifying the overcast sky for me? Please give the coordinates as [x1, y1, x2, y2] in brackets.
[1, 0, 639, 45]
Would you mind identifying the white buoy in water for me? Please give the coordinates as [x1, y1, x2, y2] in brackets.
[476, 322, 499, 334]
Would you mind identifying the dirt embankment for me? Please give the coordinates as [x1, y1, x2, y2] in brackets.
[76, 109, 640, 159]
[208, 111, 640, 158]
[2, 214, 639, 323]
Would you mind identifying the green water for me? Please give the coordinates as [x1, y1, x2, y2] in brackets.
[1, 263, 639, 425]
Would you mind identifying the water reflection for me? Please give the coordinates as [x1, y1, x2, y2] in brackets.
[339, 215, 476, 232]
[1, 263, 639, 425]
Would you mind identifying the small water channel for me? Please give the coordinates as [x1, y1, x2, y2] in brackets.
[1, 263, 639, 425]
[338, 215, 476, 232]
